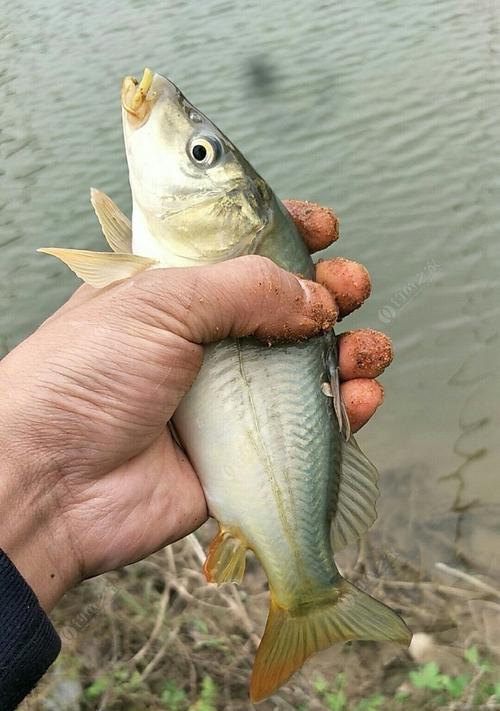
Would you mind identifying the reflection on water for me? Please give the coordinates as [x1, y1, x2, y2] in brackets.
[245, 56, 279, 95]
[1, 0, 499, 574]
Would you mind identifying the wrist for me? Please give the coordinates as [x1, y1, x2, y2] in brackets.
[0, 459, 78, 612]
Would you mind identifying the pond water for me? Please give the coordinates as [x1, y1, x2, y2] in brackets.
[1, 0, 499, 576]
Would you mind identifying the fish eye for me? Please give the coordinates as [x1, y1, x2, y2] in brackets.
[188, 136, 222, 167]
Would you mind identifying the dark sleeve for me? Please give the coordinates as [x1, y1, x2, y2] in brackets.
[0, 549, 61, 710]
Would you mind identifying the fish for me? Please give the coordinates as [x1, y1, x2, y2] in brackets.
[39, 68, 411, 702]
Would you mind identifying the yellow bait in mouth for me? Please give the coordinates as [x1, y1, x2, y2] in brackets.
[121, 67, 154, 123]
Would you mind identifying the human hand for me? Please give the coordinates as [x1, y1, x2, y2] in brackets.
[283, 200, 392, 432]
[0, 201, 392, 611]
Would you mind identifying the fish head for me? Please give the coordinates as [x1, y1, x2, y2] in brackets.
[121, 69, 273, 263]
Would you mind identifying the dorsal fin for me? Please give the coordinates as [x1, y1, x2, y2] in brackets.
[90, 188, 133, 254]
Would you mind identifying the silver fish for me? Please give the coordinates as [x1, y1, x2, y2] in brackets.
[39, 68, 411, 702]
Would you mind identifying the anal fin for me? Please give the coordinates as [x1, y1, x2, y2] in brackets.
[37, 248, 157, 288]
[203, 529, 247, 584]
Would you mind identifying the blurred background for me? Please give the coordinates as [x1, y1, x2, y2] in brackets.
[2, 0, 499, 708]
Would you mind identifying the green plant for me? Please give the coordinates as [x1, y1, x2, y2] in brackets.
[409, 661, 449, 691]
[188, 675, 218, 711]
[314, 673, 347, 711]
[464, 645, 480, 667]
[84, 675, 110, 700]
[353, 693, 385, 711]
[407, 648, 500, 707]
[313, 647, 500, 711]
[408, 660, 471, 706]
[161, 679, 188, 711]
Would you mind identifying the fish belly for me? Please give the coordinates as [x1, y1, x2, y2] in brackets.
[173, 334, 341, 606]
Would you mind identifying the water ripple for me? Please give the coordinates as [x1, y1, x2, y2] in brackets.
[0, 0, 499, 570]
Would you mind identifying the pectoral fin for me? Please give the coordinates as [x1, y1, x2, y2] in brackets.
[203, 528, 247, 584]
[326, 339, 351, 440]
[37, 248, 157, 288]
[90, 188, 133, 253]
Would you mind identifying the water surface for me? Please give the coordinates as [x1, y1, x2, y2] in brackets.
[1, 0, 499, 574]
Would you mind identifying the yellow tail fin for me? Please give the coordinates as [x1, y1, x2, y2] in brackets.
[250, 578, 411, 703]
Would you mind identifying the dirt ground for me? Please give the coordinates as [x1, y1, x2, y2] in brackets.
[20, 521, 500, 711]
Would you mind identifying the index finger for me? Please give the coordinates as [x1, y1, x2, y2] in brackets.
[283, 199, 340, 253]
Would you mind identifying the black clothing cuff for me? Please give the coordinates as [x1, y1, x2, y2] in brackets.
[0, 548, 61, 710]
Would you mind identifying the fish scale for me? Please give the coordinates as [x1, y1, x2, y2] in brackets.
[175, 334, 339, 603]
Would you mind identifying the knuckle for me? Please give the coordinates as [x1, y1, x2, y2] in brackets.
[234, 256, 287, 309]
[243, 254, 278, 280]
[117, 268, 199, 331]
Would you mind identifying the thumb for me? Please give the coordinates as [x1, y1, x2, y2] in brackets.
[121, 255, 338, 345]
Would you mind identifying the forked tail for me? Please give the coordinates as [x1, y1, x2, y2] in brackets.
[250, 577, 411, 703]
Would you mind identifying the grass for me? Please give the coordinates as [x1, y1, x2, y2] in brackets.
[313, 646, 500, 710]
[20, 524, 500, 710]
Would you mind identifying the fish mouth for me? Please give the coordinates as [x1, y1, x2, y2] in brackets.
[121, 67, 155, 125]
